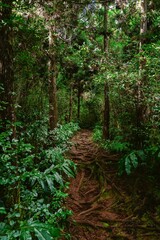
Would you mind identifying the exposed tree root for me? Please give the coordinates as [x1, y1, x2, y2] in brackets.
[64, 130, 160, 240]
[85, 187, 97, 196]
[69, 197, 83, 209]
[77, 171, 85, 193]
[79, 192, 102, 205]
[78, 204, 100, 217]
[75, 219, 106, 229]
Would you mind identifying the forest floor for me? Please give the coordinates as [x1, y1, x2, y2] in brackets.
[64, 130, 160, 240]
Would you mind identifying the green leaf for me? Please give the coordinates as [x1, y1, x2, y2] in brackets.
[54, 172, 63, 186]
[103, 222, 110, 227]
[62, 162, 75, 178]
[15, 212, 21, 218]
[0, 237, 8, 240]
[34, 228, 52, 240]
[136, 150, 146, 161]
[45, 176, 55, 192]
[130, 152, 138, 168]
[39, 179, 45, 190]
[0, 207, 6, 214]
[20, 231, 32, 240]
[49, 228, 60, 237]
[0, 222, 5, 230]
[125, 156, 131, 175]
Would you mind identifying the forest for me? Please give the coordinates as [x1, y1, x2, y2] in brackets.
[0, 0, 160, 239]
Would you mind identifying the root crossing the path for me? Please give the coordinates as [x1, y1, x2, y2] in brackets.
[64, 130, 160, 240]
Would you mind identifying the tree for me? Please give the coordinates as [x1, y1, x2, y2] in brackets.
[103, 0, 110, 139]
[48, 26, 58, 130]
[0, 0, 16, 138]
[136, 0, 147, 147]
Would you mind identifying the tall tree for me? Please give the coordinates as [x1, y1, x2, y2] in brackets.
[103, 0, 110, 139]
[0, 0, 21, 209]
[48, 26, 58, 130]
[136, 0, 147, 147]
[0, 0, 16, 138]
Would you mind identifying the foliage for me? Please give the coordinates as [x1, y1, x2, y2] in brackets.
[119, 150, 143, 175]
[93, 125, 103, 143]
[0, 220, 60, 240]
[119, 146, 160, 175]
[1, 0, 160, 237]
[103, 138, 130, 153]
[93, 125, 160, 177]
[51, 122, 80, 150]
[93, 126, 130, 152]
[0, 122, 79, 239]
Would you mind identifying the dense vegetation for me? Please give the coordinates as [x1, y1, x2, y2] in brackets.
[0, 0, 160, 239]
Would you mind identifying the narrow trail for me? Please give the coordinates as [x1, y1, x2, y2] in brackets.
[64, 130, 159, 240]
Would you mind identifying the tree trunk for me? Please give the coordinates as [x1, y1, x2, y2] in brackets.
[103, 1, 110, 140]
[0, 0, 16, 138]
[0, 0, 20, 209]
[103, 81, 110, 139]
[136, 0, 147, 148]
[48, 28, 58, 131]
[77, 79, 81, 121]
[69, 86, 73, 122]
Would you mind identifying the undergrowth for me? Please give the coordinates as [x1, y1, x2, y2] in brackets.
[93, 125, 160, 176]
[0, 122, 79, 240]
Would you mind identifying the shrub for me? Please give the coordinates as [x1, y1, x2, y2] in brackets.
[0, 122, 79, 239]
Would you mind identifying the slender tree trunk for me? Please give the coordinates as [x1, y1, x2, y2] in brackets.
[0, 0, 20, 209]
[103, 81, 110, 139]
[69, 86, 73, 122]
[77, 79, 81, 121]
[103, 1, 110, 140]
[0, 0, 16, 138]
[48, 28, 58, 131]
[136, 0, 147, 147]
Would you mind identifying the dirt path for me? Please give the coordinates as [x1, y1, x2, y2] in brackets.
[64, 130, 159, 240]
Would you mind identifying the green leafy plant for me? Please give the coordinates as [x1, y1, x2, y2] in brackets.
[103, 139, 130, 153]
[93, 125, 103, 143]
[93, 126, 130, 153]
[120, 151, 140, 175]
[0, 220, 60, 240]
[50, 122, 80, 151]
[119, 146, 160, 175]
[0, 122, 79, 239]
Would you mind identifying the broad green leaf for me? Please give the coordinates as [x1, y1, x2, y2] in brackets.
[130, 152, 138, 168]
[62, 163, 75, 178]
[45, 176, 55, 192]
[0, 207, 6, 214]
[125, 156, 131, 175]
[54, 172, 63, 186]
[34, 228, 52, 240]
[0, 237, 8, 240]
[0, 222, 6, 230]
[136, 150, 146, 161]
[39, 179, 45, 190]
[49, 228, 60, 237]
[20, 231, 32, 240]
